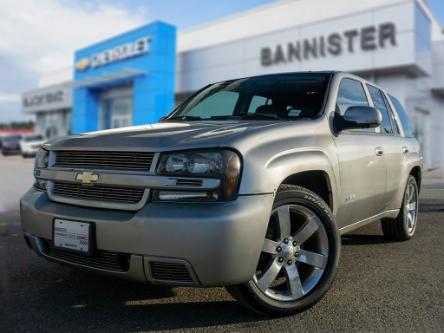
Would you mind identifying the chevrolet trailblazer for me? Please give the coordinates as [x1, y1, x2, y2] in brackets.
[21, 72, 422, 315]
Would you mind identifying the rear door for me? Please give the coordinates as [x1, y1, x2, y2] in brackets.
[333, 78, 387, 227]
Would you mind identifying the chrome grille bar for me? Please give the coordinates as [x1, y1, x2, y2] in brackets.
[52, 182, 145, 204]
[54, 151, 155, 171]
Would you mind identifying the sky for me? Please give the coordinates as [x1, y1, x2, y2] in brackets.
[0, 0, 443, 123]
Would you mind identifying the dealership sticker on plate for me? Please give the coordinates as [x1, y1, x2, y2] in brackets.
[53, 219, 90, 253]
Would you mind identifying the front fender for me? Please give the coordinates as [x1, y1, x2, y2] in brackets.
[239, 148, 339, 216]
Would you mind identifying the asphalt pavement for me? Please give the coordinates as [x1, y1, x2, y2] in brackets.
[0, 155, 443, 333]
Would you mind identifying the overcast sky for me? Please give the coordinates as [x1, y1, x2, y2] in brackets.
[0, 0, 443, 123]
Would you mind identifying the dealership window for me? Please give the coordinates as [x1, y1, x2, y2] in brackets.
[367, 85, 393, 134]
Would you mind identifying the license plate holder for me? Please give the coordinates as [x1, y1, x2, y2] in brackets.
[53, 219, 94, 255]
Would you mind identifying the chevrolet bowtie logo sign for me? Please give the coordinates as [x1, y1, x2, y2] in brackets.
[76, 171, 99, 184]
[75, 58, 90, 71]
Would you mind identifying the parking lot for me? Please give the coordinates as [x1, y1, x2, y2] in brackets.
[0, 155, 443, 333]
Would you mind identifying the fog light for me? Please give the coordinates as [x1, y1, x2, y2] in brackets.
[34, 180, 47, 191]
[153, 190, 218, 202]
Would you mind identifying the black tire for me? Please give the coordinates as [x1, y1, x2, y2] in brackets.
[381, 175, 419, 241]
[226, 184, 340, 316]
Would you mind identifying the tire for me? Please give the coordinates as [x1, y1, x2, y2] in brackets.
[381, 175, 419, 241]
[226, 184, 340, 316]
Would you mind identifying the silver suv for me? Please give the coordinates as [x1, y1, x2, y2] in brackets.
[21, 72, 422, 315]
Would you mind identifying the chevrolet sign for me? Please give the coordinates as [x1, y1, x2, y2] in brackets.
[75, 36, 152, 72]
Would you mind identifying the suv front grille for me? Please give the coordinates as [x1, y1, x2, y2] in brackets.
[42, 240, 130, 272]
[54, 151, 155, 172]
[52, 182, 145, 204]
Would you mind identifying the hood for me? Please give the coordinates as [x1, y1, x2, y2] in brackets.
[47, 121, 280, 152]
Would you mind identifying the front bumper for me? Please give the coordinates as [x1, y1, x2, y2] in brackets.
[2, 146, 20, 154]
[21, 147, 39, 155]
[20, 188, 273, 286]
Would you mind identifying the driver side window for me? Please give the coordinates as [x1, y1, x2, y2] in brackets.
[336, 78, 374, 133]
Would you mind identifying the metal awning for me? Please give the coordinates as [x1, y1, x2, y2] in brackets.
[73, 68, 146, 89]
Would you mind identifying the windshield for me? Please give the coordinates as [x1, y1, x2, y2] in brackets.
[167, 73, 331, 121]
[24, 134, 43, 142]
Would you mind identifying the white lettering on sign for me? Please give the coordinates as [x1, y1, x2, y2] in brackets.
[76, 36, 152, 71]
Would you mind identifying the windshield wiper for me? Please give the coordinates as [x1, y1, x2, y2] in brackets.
[167, 113, 285, 121]
[239, 113, 283, 120]
[167, 115, 202, 121]
[209, 115, 239, 120]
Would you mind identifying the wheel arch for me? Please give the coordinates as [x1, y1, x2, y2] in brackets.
[264, 150, 338, 215]
[280, 170, 334, 210]
[410, 166, 422, 192]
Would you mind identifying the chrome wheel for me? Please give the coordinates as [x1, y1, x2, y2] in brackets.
[253, 204, 329, 302]
[404, 181, 418, 235]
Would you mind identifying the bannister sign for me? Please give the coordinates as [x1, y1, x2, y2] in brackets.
[75, 36, 152, 72]
[260, 23, 397, 67]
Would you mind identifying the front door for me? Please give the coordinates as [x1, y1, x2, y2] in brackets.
[333, 78, 387, 227]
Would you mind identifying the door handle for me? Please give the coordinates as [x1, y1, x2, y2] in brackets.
[402, 147, 409, 154]
[375, 147, 384, 156]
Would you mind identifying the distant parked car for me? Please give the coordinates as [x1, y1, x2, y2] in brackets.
[1, 134, 22, 156]
[20, 134, 46, 158]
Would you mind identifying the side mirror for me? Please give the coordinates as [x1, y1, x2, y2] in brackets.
[339, 106, 382, 131]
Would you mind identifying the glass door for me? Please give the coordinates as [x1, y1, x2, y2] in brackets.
[100, 87, 133, 130]
[110, 97, 132, 128]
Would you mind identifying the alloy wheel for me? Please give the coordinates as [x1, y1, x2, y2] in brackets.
[253, 204, 329, 302]
[405, 181, 418, 235]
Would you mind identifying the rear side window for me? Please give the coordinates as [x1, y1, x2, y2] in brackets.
[336, 78, 369, 114]
[389, 95, 415, 137]
[382, 93, 400, 135]
[367, 85, 393, 134]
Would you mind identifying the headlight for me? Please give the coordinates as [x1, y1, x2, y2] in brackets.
[35, 148, 49, 169]
[156, 149, 242, 201]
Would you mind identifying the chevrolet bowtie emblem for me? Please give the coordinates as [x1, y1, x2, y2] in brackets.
[75, 58, 90, 71]
[76, 171, 99, 184]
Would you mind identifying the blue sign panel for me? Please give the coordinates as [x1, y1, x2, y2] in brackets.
[72, 21, 176, 133]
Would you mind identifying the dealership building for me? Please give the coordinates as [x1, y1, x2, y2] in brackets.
[22, 0, 444, 168]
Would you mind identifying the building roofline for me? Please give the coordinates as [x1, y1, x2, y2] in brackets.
[179, 0, 296, 36]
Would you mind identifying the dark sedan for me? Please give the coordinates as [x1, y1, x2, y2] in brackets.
[2, 134, 23, 155]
